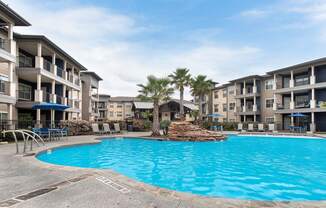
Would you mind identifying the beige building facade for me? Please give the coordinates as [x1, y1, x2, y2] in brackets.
[107, 97, 138, 121]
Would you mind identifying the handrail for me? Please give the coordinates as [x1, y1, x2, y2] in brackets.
[2, 129, 45, 154]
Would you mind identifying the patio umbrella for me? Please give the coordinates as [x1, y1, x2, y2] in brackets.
[207, 113, 222, 118]
[288, 113, 307, 127]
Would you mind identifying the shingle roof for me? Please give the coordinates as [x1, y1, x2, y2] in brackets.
[109, 96, 139, 102]
[0, 1, 31, 26]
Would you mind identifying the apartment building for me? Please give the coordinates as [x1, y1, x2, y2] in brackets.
[81, 71, 102, 121]
[97, 94, 110, 121]
[210, 58, 326, 132]
[15, 34, 85, 127]
[107, 97, 139, 121]
[0, 1, 30, 128]
[0, 2, 90, 129]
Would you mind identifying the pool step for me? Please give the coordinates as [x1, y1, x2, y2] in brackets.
[96, 175, 130, 194]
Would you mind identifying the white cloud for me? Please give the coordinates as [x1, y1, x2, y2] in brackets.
[7, 0, 263, 100]
[240, 9, 269, 18]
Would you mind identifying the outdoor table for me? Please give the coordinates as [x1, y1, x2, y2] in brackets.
[48, 129, 62, 141]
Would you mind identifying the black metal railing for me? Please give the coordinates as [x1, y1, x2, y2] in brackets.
[18, 56, 33, 67]
[0, 80, 10, 95]
[43, 59, 52, 72]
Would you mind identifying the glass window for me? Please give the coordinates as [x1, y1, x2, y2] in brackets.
[266, 117, 274, 123]
[295, 75, 309, 86]
[266, 99, 274, 108]
[214, 104, 219, 112]
[295, 95, 309, 107]
[229, 89, 234, 95]
[18, 84, 32, 100]
[223, 89, 227, 97]
[229, 103, 235, 111]
[223, 104, 227, 112]
[109, 111, 114, 116]
[265, 79, 274, 90]
[214, 91, 218, 99]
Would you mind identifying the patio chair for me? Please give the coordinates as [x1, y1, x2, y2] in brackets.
[32, 128, 50, 141]
[113, 123, 121, 133]
[102, 123, 112, 134]
[248, 123, 254, 131]
[237, 123, 243, 131]
[258, 124, 265, 132]
[91, 123, 104, 135]
[268, 123, 275, 132]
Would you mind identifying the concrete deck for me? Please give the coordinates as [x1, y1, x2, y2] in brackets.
[0, 132, 325, 208]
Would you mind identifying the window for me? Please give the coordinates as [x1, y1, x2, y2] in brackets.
[214, 104, 219, 112]
[109, 104, 114, 108]
[0, 112, 8, 121]
[223, 118, 227, 122]
[18, 84, 31, 100]
[109, 111, 114, 117]
[229, 89, 234, 95]
[214, 91, 219, 99]
[265, 79, 274, 90]
[229, 103, 235, 111]
[295, 95, 309, 107]
[266, 99, 274, 108]
[266, 117, 274, 123]
[222, 89, 227, 97]
[295, 75, 309, 86]
[117, 104, 123, 108]
[223, 104, 227, 112]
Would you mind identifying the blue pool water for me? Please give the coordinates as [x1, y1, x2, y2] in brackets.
[37, 135, 326, 201]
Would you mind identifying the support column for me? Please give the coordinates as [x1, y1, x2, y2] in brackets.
[36, 109, 41, 128]
[290, 70, 294, 88]
[51, 109, 55, 128]
[8, 62, 15, 97]
[273, 74, 277, 90]
[52, 53, 57, 75]
[51, 80, 56, 103]
[64, 61, 68, 80]
[35, 43, 43, 68]
[8, 23, 15, 55]
[254, 114, 256, 122]
[253, 78, 257, 94]
[35, 74, 42, 102]
[243, 98, 246, 112]
[243, 81, 246, 95]
[310, 112, 316, 133]
[253, 96, 257, 112]
[311, 88, 316, 109]
[290, 91, 294, 110]
[7, 104, 14, 130]
[273, 93, 277, 110]
[310, 65, 316, 85]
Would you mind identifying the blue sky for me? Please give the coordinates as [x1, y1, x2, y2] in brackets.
[8, 0, 326, 99]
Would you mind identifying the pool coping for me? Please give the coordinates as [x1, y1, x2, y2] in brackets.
[26, 135, 326, 208]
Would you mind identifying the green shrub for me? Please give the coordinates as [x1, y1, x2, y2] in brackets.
[160, 120, 171, 135]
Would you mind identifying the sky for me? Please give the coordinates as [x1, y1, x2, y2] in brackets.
[6, 0, 326, 99]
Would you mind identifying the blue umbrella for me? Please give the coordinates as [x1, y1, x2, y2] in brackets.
[32, 103, 70, 111]
[289, 113, 306, 117]
[207, 113, 222, 118]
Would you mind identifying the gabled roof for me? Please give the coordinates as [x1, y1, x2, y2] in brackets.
[109, 96, 139, 102]
[0, 1, 31, 26]
[133, 101, 153, 109]
[81, 71, 103, 81]
[14, 33, 87, 71]
[229, 75, 262, 83]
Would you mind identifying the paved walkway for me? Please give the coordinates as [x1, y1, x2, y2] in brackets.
[0, 132, 325, 208]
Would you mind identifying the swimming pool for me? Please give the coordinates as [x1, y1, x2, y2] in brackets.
[37, 135, 326, 201]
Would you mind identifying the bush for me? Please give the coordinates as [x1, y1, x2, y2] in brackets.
[60, 120, 92, 136]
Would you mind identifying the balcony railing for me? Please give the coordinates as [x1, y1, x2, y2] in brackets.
[0, 39, 9, 52]
[43, 59, 52, 72]
[43, 92, 51, 103]
[17, 89, 31, 100]
[74, 100, 80, 109]
[18, 56, 33, 67]
[74, 78, 80, 86]
[57, 66, 64, 78]
[0, 80, 10, 96]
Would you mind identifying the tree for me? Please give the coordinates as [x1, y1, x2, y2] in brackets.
[190, 75, 214, 121]
[169, 68, 191, 120]
[137, 75, 174, 136]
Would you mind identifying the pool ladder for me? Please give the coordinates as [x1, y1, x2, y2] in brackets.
[2, 129, 45, 154]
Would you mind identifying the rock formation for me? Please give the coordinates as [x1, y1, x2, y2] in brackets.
[168, 121, 226, 141]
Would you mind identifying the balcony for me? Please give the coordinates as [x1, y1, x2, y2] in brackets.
[56, 66, 65, 79]
[0, 80, 10, 96]
[0, 39, 16, 63]
[18, 56, 33, 67]
[43, 59, 52, 72]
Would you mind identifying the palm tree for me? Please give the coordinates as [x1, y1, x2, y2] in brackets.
[137, 75, 174, 136]
[190, 75, 214, 121]
[169, 68, 191, 120]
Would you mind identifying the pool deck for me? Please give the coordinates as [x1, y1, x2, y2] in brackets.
[0, 132, 325, 208]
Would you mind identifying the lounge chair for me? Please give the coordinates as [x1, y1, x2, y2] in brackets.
[113, 123, 121, 133]
[248, 123, 254, 131]
[268, 123, 275, 132]
[237, 123, 243, 131]
[91, 123, 105, 135]
[258, 124, 265, 132]
[103, 123, 112, 134]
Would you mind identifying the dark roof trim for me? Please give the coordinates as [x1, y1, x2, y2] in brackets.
[0, 1, 31, 26]
[267, 57, 326, 74]
[229, 75, 262, 83]
[14, 33, 87, 71]
[81, 71, 103, 81]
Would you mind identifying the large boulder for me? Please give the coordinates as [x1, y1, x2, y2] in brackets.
[168, 121, 226, 141]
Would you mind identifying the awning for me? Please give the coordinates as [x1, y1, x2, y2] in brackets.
[207, 113, 222, 118]
[133, 101, 154, 109]
[32, 103, 70, 111]
[289, 113, 307, 117]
